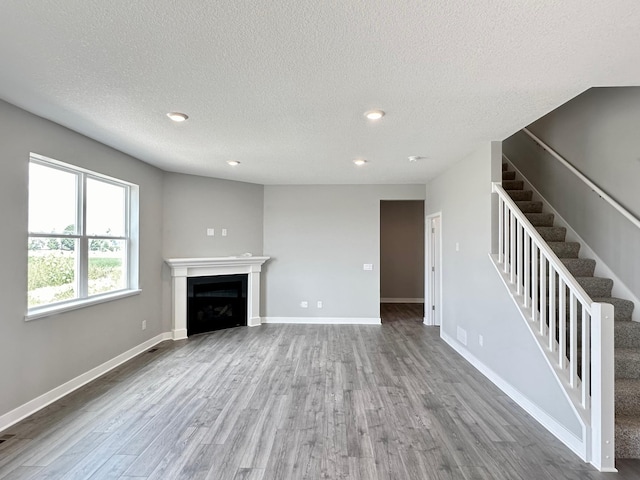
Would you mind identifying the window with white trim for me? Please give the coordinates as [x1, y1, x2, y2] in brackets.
[27, 154, 139, 314]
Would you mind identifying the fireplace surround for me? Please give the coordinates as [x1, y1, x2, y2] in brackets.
[165, 256, 269, 339]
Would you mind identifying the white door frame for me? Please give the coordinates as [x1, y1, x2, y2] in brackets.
[424, 212, 442, 326]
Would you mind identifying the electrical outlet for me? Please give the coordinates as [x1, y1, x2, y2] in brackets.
[457, 326, 467, 346]
[363, 263, 373, 271]
[317, 301, 323, 309]
[300, 301, 308, 308]
[479, 334, 483, 347]
[222, 228, 227, 236]
[142, 320, 147, 330]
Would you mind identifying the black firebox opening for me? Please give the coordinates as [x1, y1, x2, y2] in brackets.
[187, 274, 248, 336]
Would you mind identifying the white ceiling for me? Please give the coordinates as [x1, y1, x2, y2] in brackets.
[1, 1, 640, 185]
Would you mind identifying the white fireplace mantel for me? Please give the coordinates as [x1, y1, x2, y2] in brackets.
[165, 256, 270, 339]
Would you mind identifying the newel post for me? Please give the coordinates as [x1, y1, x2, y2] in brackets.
[590, 302, 616, 472]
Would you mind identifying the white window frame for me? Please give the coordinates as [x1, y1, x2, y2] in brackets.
[26, 153, 140, 320]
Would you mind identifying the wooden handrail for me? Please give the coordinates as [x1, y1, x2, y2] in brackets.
[522, 127, 640, 231]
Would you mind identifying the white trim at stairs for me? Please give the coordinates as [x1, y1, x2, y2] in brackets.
[380, 298, 424, 304]
[440, 329, 586, 460]
[504, 154, 640, 323]
[263, 317, 381, 325]
[0, 332, 173, 434]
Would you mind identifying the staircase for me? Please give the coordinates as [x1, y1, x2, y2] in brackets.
[502, 163, 640, 459]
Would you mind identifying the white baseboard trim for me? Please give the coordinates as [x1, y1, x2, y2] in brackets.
[0, 332, 173, 434]
[172, 328, 188, 340]
[440, 330, 586, 461]
[263, 317, 381, 325]
[423, 316, 437, 326]
[380, 298, 424, 304]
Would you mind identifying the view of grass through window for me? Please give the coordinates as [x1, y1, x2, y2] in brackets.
[27, 236, 125, 308]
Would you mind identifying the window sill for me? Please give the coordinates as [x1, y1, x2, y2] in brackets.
[25, 289, 142, 321]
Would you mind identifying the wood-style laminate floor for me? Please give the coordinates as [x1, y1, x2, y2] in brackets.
[2, 305, 640, 479]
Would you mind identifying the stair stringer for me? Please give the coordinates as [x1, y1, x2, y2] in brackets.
[503, 153, 640, 323]
[488, 253, 589, 461]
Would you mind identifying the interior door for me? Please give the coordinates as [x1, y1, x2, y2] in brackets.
[425, 214, 441, 326]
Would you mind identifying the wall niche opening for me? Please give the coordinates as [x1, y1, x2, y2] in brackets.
[187, 274, 248, 336]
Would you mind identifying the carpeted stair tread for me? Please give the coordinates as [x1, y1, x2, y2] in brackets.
[515, 201, 543, 213]
[616, 320, 640, 348]
[502, 171, 516, 181]
[593, 297, 635, 322]
[548, 242, 580, 258]
[616, 415, 640, 458]
[507, 190, 533, 201]
[560, 258, 596, 277]
[575, 277, 614, 298]
[616, 379, 640, 416]
[535, 226, 567, 242]
[525, 213, 555, 226]
[503, 180, 524, 190]
[616, 349, 640, 379]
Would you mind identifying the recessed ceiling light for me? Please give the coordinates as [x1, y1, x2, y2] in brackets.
[227, 160, 240, 166]
[408, 156, 424, 162]
[353, 159, 367, 166]
[167, 112, 189, 122]
[364, 109, 385, 120]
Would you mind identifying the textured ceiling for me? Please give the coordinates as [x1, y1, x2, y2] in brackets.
[1, 1, 640, 185]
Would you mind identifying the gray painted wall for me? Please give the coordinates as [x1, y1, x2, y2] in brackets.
[0, 100, 164, 418]
[503, 87, 640, 297]
[162, 173, 264, 258]
[426, 142, 582, 436]
[263, 185, 425, 319]
[380, 200, 424, 300]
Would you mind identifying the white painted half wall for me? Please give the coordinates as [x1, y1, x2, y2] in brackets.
[263, 185, 425, 320]
[425, 142, 583, 443]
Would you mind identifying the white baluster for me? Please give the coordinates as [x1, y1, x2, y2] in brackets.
[504, 206, 510, 274]
[548, 269, 556, 352]
[532, 244, 538, 325]
[569, 293, 578, 387]
[582, 309, 591, 409]
[559, 279, 566, 369]
[540, 254, 547, 336]
[524, 233, 530, 309]
[498, 197, 504, 264]
[510, 211, 516, 283]
[517, 220, 523, 296]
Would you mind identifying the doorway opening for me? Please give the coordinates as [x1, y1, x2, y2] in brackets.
[379, 200, 425, 323]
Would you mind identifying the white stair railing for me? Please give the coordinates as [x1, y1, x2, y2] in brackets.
[492, 181, 615, 471]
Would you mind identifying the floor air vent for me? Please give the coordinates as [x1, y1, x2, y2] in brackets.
[147, 348, 158, 353]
